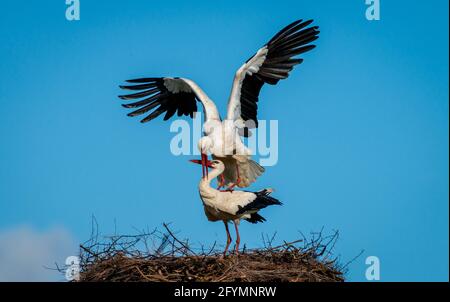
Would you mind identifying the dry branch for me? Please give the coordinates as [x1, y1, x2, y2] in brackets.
[60, 224, 346, 282]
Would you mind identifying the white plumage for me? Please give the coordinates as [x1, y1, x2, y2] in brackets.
[191, 159, 282, 256]
[119, 19, 319, 188]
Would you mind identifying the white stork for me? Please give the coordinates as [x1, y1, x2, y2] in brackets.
[119, 19, 319, 189]
[190, 159, 282, 256]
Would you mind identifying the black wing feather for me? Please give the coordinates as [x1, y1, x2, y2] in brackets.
[239, 19, 319, 128]
[121, 93, 166, 109]
[119, 78, 198, 123]
[236, 189, 282, 216]
[119, 83, 158, 91]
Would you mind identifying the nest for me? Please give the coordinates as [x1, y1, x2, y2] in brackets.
[65, 223, 347, 282]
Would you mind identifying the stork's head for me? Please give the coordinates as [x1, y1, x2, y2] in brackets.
[197, 136, 213, 154]
[189, 159, 225, 172]
[207, 160, 225, 171]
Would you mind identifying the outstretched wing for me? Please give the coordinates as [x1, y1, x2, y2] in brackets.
[226, 19, 319, 128]
[119, 77, 219, 123]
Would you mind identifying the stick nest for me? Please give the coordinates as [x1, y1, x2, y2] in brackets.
[64, 223, 347, 282]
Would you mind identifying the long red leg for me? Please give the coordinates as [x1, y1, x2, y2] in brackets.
[225, 165, 241, 191]
[234, 222, 241, 254]
[235, 164, 241, 185]
[223, 221, 232, 257]
[217, 174, 225, 190]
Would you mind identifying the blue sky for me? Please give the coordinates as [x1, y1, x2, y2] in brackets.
[0, 0, 448, 281]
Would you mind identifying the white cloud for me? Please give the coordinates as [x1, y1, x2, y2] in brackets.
[0, 226, 78, 281]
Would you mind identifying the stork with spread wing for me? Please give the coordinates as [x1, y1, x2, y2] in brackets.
[119, 19, 319, 189]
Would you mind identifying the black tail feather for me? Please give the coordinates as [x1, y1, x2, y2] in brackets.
[245, 213, 266, 224]
[236, 189, 282, 216]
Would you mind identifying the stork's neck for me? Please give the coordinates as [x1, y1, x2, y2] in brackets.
[200, 166, 224, 189]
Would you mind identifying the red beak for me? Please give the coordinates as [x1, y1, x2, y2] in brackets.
[189, 159, 213, 168]
[190, 155, 212, 179]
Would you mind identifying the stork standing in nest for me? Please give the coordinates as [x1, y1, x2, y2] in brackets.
[190, 159, 282, 256]
[119, 19, 319, 189]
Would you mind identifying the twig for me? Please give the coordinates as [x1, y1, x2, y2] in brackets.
[162, 223, 196, 255]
